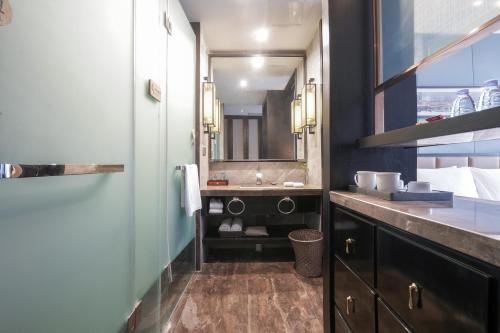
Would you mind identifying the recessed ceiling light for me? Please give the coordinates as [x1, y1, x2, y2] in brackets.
[240, 79, 248, 88]
[251, 56, 265, 69]
[473, 0, 483, 6]
[254, 27, 269, 42]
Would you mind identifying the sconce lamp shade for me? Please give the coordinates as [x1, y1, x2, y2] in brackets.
[302, 80, 317, 128]
[212, 99, 222, 134]
[202, 81, 216, 127]
[290, 97, 304, 134]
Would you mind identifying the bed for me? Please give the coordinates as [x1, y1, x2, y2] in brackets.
[417, 155, 500, 201]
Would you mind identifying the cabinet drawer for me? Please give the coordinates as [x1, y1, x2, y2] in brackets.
[378, 228, 492, 333]
[377, 298, 411, 333]
[334, 208, 375, 286]
[334, 257, 376, 332]
[335, 306, 352, 333]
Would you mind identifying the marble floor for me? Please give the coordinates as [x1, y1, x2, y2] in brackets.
[164, 261, 323, 333]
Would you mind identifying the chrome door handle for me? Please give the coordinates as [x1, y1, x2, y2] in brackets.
[0, 163, 124, 179]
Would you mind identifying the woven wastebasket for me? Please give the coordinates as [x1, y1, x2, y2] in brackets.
[289, 229, 323, 278]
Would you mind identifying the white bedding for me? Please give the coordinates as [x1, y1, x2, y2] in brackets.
[417, 166, 479, 198]
[470, 168, 500, 201]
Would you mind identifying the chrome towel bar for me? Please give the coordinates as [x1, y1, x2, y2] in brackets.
[0, 164, 124, 179]
[175, 165, 185, 171]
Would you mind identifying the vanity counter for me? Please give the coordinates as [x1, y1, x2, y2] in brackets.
[330, 191, 500, 267]
[201, 185, 322, 197]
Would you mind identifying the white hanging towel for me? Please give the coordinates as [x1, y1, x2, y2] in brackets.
[183, 164, 202, 217]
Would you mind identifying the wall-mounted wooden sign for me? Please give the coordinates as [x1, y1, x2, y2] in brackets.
[149, 79, 161, 102]
[0, 0, 13, 26]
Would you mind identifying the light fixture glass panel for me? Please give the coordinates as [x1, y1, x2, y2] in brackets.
[212, 99, 222, 134]
[291, 98, 304, 134]
[302, 82, 317, 127]
[202, 82, 216, 126]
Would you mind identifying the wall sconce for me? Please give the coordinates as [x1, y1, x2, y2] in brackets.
[202, 77, 216, 133]
[211, 99, 222, 139]
[290, 95, 305, 139]
[302, 78, 317, 134]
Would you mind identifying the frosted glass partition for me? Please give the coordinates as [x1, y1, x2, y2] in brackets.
[0, 1, 136, 332]
[378, 0, 500, 83]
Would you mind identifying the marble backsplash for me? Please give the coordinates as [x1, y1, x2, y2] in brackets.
[208, 161, 307, 186]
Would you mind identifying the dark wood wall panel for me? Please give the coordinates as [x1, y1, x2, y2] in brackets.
[226, 119, 233, 160]
[322, 0, 417, 332]
[243, 118, 249, 159]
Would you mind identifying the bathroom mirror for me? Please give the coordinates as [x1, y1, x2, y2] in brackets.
[209, 55, 306, 161]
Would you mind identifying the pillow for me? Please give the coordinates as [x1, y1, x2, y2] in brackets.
[470, 168, 500, 201]
[417, 167, 479, 198]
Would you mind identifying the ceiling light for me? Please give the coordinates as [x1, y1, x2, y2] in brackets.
[251, 56, 265, 69]
[254, 27, 269, 42]
[239, 79, 248, 88]
[496, 0, 500, 7]
[472, 0, 483, 6]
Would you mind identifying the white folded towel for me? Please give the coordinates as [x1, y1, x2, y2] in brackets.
[209, 207, 223, 214]
[183, 164, 202, 217]
[230, 218, 243, 232]
[245, 226, 269, 237]
[209, 199, 224, 210]
[284, 182, 304, 187]
[219, 218, 232, 232]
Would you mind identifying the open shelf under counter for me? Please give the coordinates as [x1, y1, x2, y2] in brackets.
[203, 224, 307, 248]
[358, 105, 500, 148]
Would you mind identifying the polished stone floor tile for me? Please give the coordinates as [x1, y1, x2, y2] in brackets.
[164, 262, 323, 333]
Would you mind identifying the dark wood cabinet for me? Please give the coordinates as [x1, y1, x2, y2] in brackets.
[377, 298, 411, 333]
[334, 208, 375, 287]
[332, 206, 498, 333]
[334, 257, 376, 332]
[335, 306, 352, 333]
[378, 228, 492, 333]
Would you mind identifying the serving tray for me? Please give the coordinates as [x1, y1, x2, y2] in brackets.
[348, 185, 453, 202]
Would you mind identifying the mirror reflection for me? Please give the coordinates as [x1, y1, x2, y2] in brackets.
[209, 56, 305, 161]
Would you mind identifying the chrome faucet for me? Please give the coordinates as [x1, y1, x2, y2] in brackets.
[256, 171, 263, 185]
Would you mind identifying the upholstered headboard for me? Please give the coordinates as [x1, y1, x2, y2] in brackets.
[417, 155, 500, 169]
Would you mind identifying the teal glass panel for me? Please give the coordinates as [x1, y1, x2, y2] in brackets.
[0, 1, 135, 332]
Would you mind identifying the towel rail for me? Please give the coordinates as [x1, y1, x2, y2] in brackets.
[0, 164, 124, 179]
[175, 165, 185, 171]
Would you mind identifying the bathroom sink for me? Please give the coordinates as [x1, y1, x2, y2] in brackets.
[239, 185, 278, 189]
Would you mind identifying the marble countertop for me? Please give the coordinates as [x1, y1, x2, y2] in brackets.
[201, 185, 323, 197]
[330, 191, 500, 267]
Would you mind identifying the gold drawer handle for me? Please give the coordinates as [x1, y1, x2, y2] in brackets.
[408, 282, 423, 310]
[345, 238, 356, 254]
[346, 296, 356, 315]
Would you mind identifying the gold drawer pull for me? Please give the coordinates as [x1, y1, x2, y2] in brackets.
[345, 238, 356, 254]
[346, 296, 356, 315]
[408, 282, 423, 310]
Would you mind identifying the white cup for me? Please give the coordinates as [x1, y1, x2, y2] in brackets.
[354, 171, 377, 190]
[408, 181, 431, 193]
[376, 172, 403, 192]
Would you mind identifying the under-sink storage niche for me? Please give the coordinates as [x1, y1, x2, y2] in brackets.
[201, 195, 321, 260]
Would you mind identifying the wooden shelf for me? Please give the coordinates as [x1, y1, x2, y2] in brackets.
[358, 106, 500, 148]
